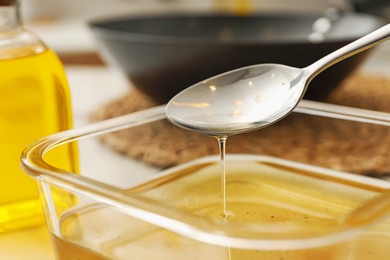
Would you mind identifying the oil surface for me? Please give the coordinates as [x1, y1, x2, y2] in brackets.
[50, 159, 390, 259]
[0, 48, 77, 232]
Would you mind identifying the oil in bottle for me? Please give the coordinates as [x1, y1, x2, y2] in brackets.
[0, 0, 77, 232]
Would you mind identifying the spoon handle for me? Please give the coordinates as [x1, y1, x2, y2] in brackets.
[306, 23, 390, 80]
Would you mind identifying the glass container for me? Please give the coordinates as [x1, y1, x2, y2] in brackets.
[21, 101, 390, 259]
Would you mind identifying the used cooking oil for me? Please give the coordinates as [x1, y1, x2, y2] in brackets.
[49, 159, 390, 259]
[0, 0, 77, 232]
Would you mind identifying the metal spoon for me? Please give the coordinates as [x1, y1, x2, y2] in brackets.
[165, 23, 389, 137]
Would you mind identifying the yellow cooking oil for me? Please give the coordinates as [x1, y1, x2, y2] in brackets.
[49, 159, 390, 259]
[0, 46, 78, 232]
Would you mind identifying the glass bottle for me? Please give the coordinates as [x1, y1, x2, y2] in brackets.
[0, 0, 77, 232]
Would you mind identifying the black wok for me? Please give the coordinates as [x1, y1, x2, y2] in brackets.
[90, 12, 386, 103]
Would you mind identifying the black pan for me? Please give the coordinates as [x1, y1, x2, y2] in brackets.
[90, 12, 386, 103]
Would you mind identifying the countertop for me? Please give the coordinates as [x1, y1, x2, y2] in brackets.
[2, 62, 389, 260]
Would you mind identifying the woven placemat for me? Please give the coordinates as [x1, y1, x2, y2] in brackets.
[90, 73, 390, 176]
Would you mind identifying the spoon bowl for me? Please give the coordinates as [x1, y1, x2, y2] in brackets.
[166, 24, 389, 136]
[165, 64, 304, 136]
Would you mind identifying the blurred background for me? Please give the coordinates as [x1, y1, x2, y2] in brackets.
[20, 0, 390, 109]
[21, 0, 390, 68]
[20, 0, 390, 20]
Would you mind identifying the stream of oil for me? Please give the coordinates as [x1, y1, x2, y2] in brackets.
[216, 136, 232, 260]
[217, 137, 228, 217]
